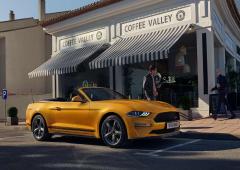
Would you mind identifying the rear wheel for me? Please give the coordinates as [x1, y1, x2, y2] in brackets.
[32, 115, 51, 141]
[101, 115, 127, 147]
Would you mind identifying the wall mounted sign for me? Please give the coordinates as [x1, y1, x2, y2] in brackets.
[59, 28, 107, 50]
[121, 6, 192, 36]
[2, 89, 8, 100]
[162, 76, 176, 84]
[82, 80, 97, 87]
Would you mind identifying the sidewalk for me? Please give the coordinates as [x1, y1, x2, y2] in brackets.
[0, 121, 27, 130]
[181, 113, 240, 139]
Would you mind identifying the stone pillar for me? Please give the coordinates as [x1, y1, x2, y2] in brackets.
[52, 75, 61, 98]
[52, 75, 56, 98]
[55, 75, 60, 98]
[195, 27, 215, 118]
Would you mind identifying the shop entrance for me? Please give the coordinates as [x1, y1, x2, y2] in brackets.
[123, 32, 198, 109]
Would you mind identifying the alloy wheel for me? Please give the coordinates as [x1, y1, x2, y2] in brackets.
[101, 115, 127, 147]
[32, 115, 50, 141]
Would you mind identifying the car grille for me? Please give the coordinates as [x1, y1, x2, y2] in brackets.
[154, 112, 180, 123]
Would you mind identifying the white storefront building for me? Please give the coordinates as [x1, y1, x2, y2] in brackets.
[29, 0, 240, 118]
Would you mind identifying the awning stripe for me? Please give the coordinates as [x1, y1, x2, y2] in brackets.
[28, 44, 107, 78]
[90, 24, 190, 69]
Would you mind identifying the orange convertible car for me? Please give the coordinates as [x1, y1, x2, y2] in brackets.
[26, 87, 180, 147]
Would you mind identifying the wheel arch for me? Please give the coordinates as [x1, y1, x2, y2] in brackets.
[98, 112, 128, 139]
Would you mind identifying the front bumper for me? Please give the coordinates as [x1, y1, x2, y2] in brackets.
[125, 110, 180, 139]
[127, 119, 180, 139]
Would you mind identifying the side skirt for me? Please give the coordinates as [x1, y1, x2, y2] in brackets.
[48, 126, 97, 138]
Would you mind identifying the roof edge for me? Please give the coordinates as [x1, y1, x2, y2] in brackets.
[40, 0, 122, 27]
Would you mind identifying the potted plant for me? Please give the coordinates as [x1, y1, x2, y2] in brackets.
[7, 107, 18, 125]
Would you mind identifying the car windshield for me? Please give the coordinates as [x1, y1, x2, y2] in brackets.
[82, 88, 127, 101]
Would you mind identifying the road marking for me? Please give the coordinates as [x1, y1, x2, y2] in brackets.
[0, 135, 25, 141]
[135, 139, 201, 157]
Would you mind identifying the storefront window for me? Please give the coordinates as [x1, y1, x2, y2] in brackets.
[60, 67, 110, 99]
[225, 52, 235, 73]
[123, 32, 198, 109]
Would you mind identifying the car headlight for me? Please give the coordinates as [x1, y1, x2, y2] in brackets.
[127, 111, 151, 117]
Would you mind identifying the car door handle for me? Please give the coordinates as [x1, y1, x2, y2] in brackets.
[55, 107, 61, 111]
[50, 107, 62, 111]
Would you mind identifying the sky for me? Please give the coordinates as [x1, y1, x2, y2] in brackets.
[0, 0, 98, 21]
[235, 0, 240, 11]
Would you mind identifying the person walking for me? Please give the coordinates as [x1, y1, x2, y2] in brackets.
[211, 69, 236, 120]
[154, 72, 162, 101]
[143, 65, 158, 101]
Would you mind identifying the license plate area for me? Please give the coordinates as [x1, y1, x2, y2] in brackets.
[166, 121, 180, 129]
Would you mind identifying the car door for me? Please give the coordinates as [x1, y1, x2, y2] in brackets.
[49, 101, 93, 136]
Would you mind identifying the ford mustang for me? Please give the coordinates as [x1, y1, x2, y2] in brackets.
[26, 87, 180, 147]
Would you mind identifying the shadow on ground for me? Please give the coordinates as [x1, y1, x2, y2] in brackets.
[176, 131, 240, 141]
[44, 134, 240, 152]
[0, 140, 240, 170]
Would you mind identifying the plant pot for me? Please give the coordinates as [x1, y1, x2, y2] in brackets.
[6, 117, 18, 126]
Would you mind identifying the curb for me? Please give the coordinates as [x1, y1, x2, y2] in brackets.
[0, 125, 28, 131]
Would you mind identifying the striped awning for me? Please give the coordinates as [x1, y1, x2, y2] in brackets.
[28, 44, 108, 78]
[89, 24, 190, 69]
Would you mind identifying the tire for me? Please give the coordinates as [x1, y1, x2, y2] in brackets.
[101, 115, 128, 148]
[31, 115, 51, 141]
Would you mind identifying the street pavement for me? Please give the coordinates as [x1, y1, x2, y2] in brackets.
[181, 113, 240, 140]
[0, 121, 239, 170]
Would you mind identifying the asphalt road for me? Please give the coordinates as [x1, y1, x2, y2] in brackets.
[0, 128, 239, 170]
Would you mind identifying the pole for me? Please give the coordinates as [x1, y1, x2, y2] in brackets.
[4, 100, 6, 126]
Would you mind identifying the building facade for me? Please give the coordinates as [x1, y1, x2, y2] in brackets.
[30, 0, 240, 118]
[0, 0, 68, 120]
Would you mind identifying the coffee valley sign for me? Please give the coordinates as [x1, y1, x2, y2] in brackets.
[121, 6, 192, 36]
[59, 28, 107, 50]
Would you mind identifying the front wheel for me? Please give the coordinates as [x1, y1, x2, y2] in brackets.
[101, 115, 128, 148]
[32, 115, 51, 141]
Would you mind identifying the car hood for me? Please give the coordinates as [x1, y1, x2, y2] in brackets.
[97, 99, 177, 113]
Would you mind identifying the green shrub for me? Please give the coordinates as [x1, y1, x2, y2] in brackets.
[7, 107, 18, 117]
